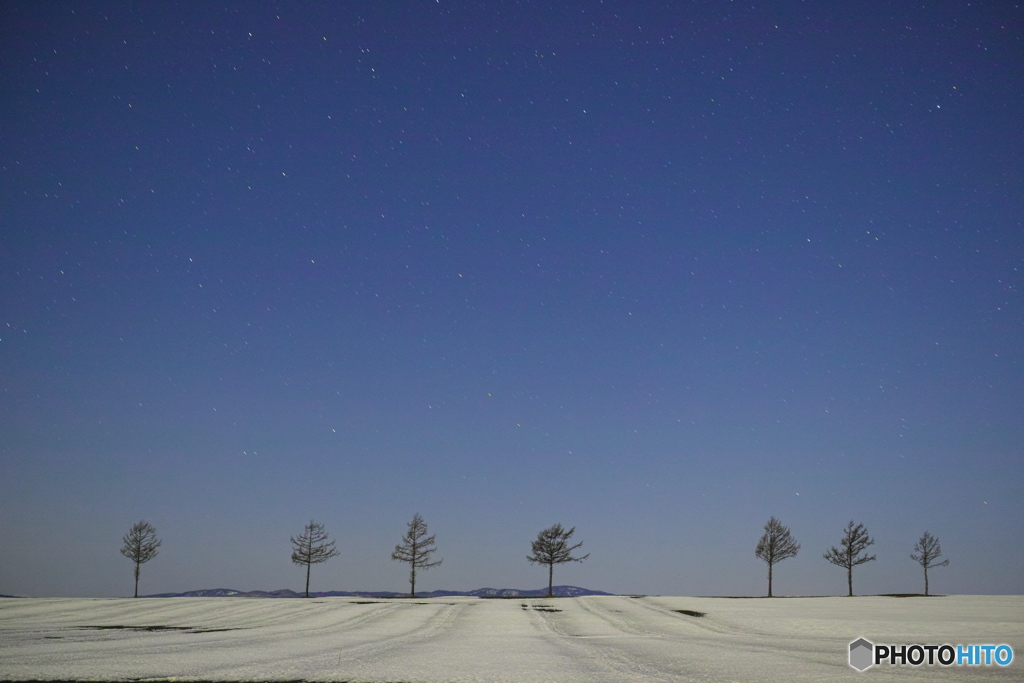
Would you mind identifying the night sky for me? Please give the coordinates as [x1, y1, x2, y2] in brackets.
[2, 1, 1021, 599]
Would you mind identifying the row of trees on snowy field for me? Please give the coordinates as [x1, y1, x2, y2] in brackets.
[121, 516, 589, 599]
[120, 516, 949, 598]
[288, 514, 448, 599]
[755, 517, 950, 597]
[292, 515, 589, 598]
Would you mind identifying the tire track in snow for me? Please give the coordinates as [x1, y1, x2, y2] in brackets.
[619, 597, 847, 675]
[0, 599, 467, 681]
[525, 599, 685, 682]
[606, 596, 756, 638]
[130, 600, 470, 681]
[329, 600, 469, 665]
[639, 596, 818, 642]
[573, 597, 666, 637]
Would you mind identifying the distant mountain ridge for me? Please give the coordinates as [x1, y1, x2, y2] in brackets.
[144, 585, 612, 598]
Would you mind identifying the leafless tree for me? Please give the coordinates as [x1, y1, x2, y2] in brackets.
[390, 513, 442, 597]
[910, 531, 948, 596]
[120, 520, 161, 598]
[755, 516, 800, 597]
[823, 520, 876, 596]
[290, 520, 340, 598]
[527, 523, 590, 598]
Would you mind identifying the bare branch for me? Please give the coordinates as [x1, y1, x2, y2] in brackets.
[391, 513, 442, 598]
[754, 516, 799, 597]
[910, 531, 949, 596]
[120, 520, 162, 598]
[290, 520, 340, 597]
[823, 520, 876, 596]
[527, 523, 590, 598]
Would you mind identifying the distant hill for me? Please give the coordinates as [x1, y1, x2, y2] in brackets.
[469, 586, 612, 598]
[144, 585, 613, 598]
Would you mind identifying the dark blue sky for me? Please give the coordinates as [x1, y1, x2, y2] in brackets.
[2, 1, 1021, 598]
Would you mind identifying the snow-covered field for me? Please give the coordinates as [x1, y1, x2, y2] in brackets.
[1, 595, 1021, 681]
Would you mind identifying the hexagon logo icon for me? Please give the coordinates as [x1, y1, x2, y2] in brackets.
[849, 637, 874, 671]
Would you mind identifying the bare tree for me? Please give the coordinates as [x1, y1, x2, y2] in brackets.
[910, 531, 948, 596]
[120, 520, 162, 598]
[527, 523, 590, 598]
[755, 516, 800, 597]
[290, 520, 340, 598]
[823, 520, 876, 596]
[390, 513, 442, 598]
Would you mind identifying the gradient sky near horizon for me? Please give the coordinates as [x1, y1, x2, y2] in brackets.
[2, 1, 1022, 599]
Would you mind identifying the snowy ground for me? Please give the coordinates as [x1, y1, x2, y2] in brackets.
[1, 595, 1021, 681]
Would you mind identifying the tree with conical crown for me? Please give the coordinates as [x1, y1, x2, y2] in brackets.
[121, 520, 161, 598]
[290, 520, 340, 598]
[391, 513, 442, 598]
[755, 516, 800, 597]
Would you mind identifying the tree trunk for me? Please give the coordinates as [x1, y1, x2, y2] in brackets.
[847, 566, 853, 597]
[304, 562, 311, 598]
[134, 562, 140, 598]
[411, 568, 416, 598]
[924, 568, 929, 597]
[767, 562, 773, 597]
[547, 563, 553, 598]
